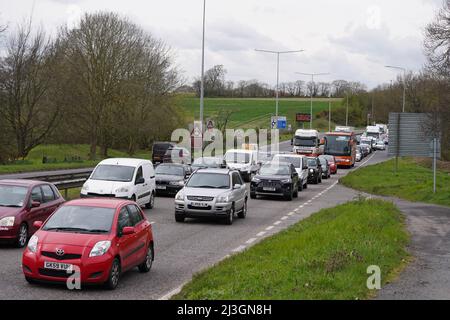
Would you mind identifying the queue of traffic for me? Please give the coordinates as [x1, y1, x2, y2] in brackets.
[0, 127, 386, 290]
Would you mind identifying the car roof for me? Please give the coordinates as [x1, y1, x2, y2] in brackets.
[265, 161, 291, 167]
[226, 149, 253, 154]
[64, 198, 132, 209]
[273, 153, 305, 158]
[157, 163, 184, 167]
[0, 179, 48, 187]
[98, 158, 151, 167]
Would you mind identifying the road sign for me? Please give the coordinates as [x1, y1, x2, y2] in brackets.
[206, 119, 214, 131]
[296, 113, 311, 123]
[272, 116, 287, 129]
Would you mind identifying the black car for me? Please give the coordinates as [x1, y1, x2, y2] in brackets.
[155, 163, 190, 196]
[250, 162, 299, 201]
[152, 142, 176, 165]
[306, 157, 323, 184]
[318, 156, 331, 179]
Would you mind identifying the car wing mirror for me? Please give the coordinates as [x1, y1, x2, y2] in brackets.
[31, 201, 41, 208]
[33, 221, 43, 229]
[234, 184, 242, 190]
[122, 226, 136, 236]
[135, 177, 145, 185]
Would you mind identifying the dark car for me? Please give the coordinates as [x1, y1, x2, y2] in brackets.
[306, 157, 323, 184]
[250, 162, 299, 201]
[0, 180, 65, 247]
[318, 156, 331, 179]
[152, 142, 176, 165]
[155, 163, 191, 196]
[321, 155, 337, 175]
[191, 157, 226, 171]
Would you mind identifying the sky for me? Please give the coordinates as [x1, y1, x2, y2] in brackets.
[0, 0, 443, 89]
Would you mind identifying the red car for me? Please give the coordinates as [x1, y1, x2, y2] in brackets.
[321, 155, 338, 175]
[0, 180, 65, 248]
[22, 198, 154, 290]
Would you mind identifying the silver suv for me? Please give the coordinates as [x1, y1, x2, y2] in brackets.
[174, 168, 248, 225]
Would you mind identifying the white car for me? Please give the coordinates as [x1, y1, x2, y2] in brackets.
[375, 140, 386, 151]
[81, 158, 156, 209]
[224, 149, 259, 182]
[271, 154, 308, 191]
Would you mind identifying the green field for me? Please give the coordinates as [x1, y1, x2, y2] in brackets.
[179, 96, 342, 130]
[0, 144, 150, 175]
[174, 199, 409, 300]
[341, 158, 450, 207]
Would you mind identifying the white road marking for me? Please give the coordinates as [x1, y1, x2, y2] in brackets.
[256, 231, 266, 237]
[274, 221, 282, 225]
[281, 216, 288, 220]
[159, 286, 184, 300]
[288, 212, 295, 216]
[246, 238, 257, 244]
[232, 245, 247, 253]
[266, 226, 274, 231]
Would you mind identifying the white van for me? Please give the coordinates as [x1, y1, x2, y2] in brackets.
[81, 158, 156, 209]
[272, 154, 309, 191]
[224, 149, 259, 182]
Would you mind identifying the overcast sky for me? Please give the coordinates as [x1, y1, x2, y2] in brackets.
[0, 0, 443, 88]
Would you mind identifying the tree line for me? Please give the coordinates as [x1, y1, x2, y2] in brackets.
[0, 12, 183, 164]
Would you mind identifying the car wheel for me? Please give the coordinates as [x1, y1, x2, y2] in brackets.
[285, 189, 293, 201]
[293, 185, 299, 198]
[16, 223, 28, 248]
[175, 213, 185, 223]
[304, 182, 308, 189]
[315, 176, 319, 184]
[145, 192, 155, 209]
[25, 276, 36, 285]
[237, 200, 247, 219]
[138, 245, 154, 273]
[250, 192, 256, 199]
[225, 206, 234, 225]
[105, 258, 121, 290]
[298, 181, 303, 192]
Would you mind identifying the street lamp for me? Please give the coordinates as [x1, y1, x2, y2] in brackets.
[199, 0, 206, 134]
[255, 49, 304, 128]
[385, 65, 407, 113]
[296, 72, 330, 129]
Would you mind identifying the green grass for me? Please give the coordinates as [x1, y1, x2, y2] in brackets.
[174, 199, 409, 300]
[180, 97, 342, 130]
[341, 158, 450, 207]
[0, 144, 150, 174]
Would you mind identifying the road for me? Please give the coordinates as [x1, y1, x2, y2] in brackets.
[0, 147, 388, 300]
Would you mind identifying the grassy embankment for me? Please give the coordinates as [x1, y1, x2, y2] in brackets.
[341, 157, 450, 207]
[0, 144, 150, 175]
[174, 199, 409, 300]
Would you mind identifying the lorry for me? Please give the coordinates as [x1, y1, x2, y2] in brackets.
[224, 149, 259, 182]
[365, 126, 382, 141]
[291, 129, 323, 157]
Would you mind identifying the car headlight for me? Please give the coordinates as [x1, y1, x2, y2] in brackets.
[216, 194, 230, 203]
[115, 187, 130, 193]
[0, 216, 15, 227]
[28, 235, 38, 253]
[81, 184, 89, 192]
[175, 191, 185, 200]
[281, 179, 292, 184]
[89, 241, 111, 257]
[309, 169, 314, 173]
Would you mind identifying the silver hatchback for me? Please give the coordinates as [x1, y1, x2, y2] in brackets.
[174, 168, 248, 225]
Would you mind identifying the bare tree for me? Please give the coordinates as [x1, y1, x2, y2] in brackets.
[0, 23, 60, 159]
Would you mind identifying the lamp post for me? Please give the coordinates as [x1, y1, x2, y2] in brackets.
[385, 65, 407, 113]
[199, 0, 206, 135]
[296, 72, 330, 129]
[255, 49, 304, 128]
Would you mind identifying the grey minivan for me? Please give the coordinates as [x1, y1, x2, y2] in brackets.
[174, 168, 248, 225]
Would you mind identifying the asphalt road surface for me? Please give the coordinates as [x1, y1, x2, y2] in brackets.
[0, 148, 388, 300]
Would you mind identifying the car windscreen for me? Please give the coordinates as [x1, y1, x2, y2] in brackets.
[259, 164, 290, 176]
[155, 165, 184, 176]
[43, 206, 115, 234]
[323, 156, 335, 163]
[0, 185, 28, 207]
[186, 173, 230, 189]
[91, 165, 135, 182]
[324, 136, 351, 156]
[225, 152, 250, 164]
[294, 137, 316, 147]
[318, 158, 327, 165]
[307, 159, 318, 167]
[274, 156, 301, 168]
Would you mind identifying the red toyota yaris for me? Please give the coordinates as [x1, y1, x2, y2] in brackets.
[22, 198, 154, 290]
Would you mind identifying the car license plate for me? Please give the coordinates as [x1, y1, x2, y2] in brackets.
[191, 202, 208, 207]
[156, 185, 166, 190]
[44, 261, 73, 271]
[263, 187, 276, 192]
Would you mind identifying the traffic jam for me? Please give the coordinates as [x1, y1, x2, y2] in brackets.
[0, 125, 389, 290]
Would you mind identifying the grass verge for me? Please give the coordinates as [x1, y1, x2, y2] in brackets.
[0, 144, 150, 175]
[341, 157, 450, 207]
[173, 199, 409, 300]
